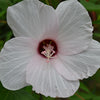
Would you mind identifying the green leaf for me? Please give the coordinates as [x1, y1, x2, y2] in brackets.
[40, 0, 60, 9]
[50, 0, 60, 9]
[31, 91, 40, 100]
[69, 94, 81, 100]
[0, 11, 6, 18]
[0, 82, 35, 100]
[78, 92, 93, 100]
[12, 0, 23, 4]
[0, 0, 12, 10]
[93, 96, 100, 100]
[80, 0, 100, 11]
[0, 40, 4, 50]
[93, 20, 100, 24]
[24, 86, 33, 93]
[5, 32, 13, 41]
[80, 82, 90, 93]
[93, 33, 100, 39]
[42, 96, 56, 100]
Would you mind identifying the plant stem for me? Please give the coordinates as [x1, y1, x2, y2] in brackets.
[75, 93, 85, 100]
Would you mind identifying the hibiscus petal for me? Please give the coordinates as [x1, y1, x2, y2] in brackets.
[56, 0, 93, 55]
[54, 40, 100, 81]
[0, 37, 35, 90]
[7, 0, 58, 38]
[26, 55, 79, 98]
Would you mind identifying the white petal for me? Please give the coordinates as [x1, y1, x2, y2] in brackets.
[7, 0, 58, 38]
[0, 37, 35, 90]
[54, 40, 100, 81]
[39, 4, 58, 38]
[56, 0, 93, 55]
[26, 55, 79, 98]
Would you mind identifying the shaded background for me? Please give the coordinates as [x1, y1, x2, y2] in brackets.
[0, 0, 100, 100]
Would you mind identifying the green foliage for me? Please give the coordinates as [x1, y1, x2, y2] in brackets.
[0, 83, 37, 100]
[93, 96, 100, 100]
[42, 96, 56, 100]
[80, 82, 90, 93]
[40, 0, 60, 8]
[0, 0, 12, 10]
[80, 0, 100, 11]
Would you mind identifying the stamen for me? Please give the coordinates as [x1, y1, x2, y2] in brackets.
[41, 44, 55, 62]
[38, 39, 58, 61]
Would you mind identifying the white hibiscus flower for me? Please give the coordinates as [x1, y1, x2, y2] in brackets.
[0, 0, 100, 98]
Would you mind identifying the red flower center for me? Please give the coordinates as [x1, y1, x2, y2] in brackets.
[38, 39, 58, 60]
